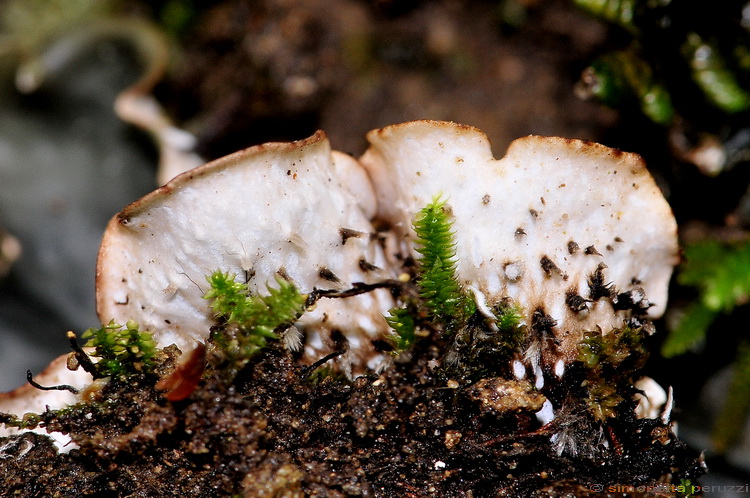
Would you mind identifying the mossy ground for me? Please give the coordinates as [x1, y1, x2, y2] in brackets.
[0, 330, 703, 497]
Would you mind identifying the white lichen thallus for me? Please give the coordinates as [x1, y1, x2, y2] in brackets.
[2, 121, 678, 456]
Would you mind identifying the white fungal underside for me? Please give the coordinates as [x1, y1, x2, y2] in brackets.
[96, 132, 394, 369]
[1, 120, 679, 422]
[97, 120, 677, 368]
[360, 121, 678, 364]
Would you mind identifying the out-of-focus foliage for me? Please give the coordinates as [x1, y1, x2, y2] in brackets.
[574, 0, 638, 33]
[662, 239, 750, 451]
[579, 48, 674, 124]
[575, 0, 750, 174]
[682, 32, 750, 115]
[713, 339, 750, 452]
[0, 0, 113, 52]
[663, 240, 750, 356]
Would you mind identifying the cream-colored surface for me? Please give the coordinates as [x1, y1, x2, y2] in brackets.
[360, 121, 678, 364]
[2, 120, 678, 422]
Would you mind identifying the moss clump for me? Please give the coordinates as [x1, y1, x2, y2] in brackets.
[577, 326, 648, 421]
[203, 270, 306, 376]
[385, 305, 418, 352]
[412, 197, 476, 327]
[444, 300, 526, 382]
[81, 320, 158, 380]
[386, 197, 523, 373]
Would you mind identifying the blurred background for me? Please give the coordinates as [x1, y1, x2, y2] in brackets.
[1, 0, 749, 492]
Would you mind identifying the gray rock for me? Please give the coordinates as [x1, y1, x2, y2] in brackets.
[0, 40, 156, 391]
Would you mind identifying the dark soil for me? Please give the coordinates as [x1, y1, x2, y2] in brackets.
[160, 0, 617, 160]
[0, 330, 703, 496]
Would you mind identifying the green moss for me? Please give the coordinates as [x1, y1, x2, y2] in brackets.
[581, 380, 624, 422]
[577, 326, 647, 421]
[204, 271, 306, 371]
[385, 306, 417, 352]
[386, 196, 477, 352]
[0, 411, 40, 430]
[493, 301, 525, 343]
[413, 197, 476, 326]
[386, 198, 524, 375]
[82, 320, 158, 380]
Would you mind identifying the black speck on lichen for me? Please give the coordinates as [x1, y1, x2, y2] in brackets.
[565, 290, 589, 313]
[588, 262, 614, 300]
[584, 245, 602, 256]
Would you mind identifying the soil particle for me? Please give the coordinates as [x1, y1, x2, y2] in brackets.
[0, 331, 703, 496]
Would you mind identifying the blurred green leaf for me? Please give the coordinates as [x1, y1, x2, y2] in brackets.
[662, 301, 717, 358]
[679, 240, 750, 312]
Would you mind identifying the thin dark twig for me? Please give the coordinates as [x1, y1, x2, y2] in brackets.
[306, 279, 403, 307]
[301, 349, 347, 377]
[67, 330, 100, 377]
[26, 370, 79, 394]
[479, 420, 556, 446]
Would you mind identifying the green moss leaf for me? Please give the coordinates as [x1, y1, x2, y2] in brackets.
[662, 301, 716, 358]
[204, 271, 306, 363]
[82, 320, 158, 379]
[413, 197, 475, 326]
[385, 306, 417, 353]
